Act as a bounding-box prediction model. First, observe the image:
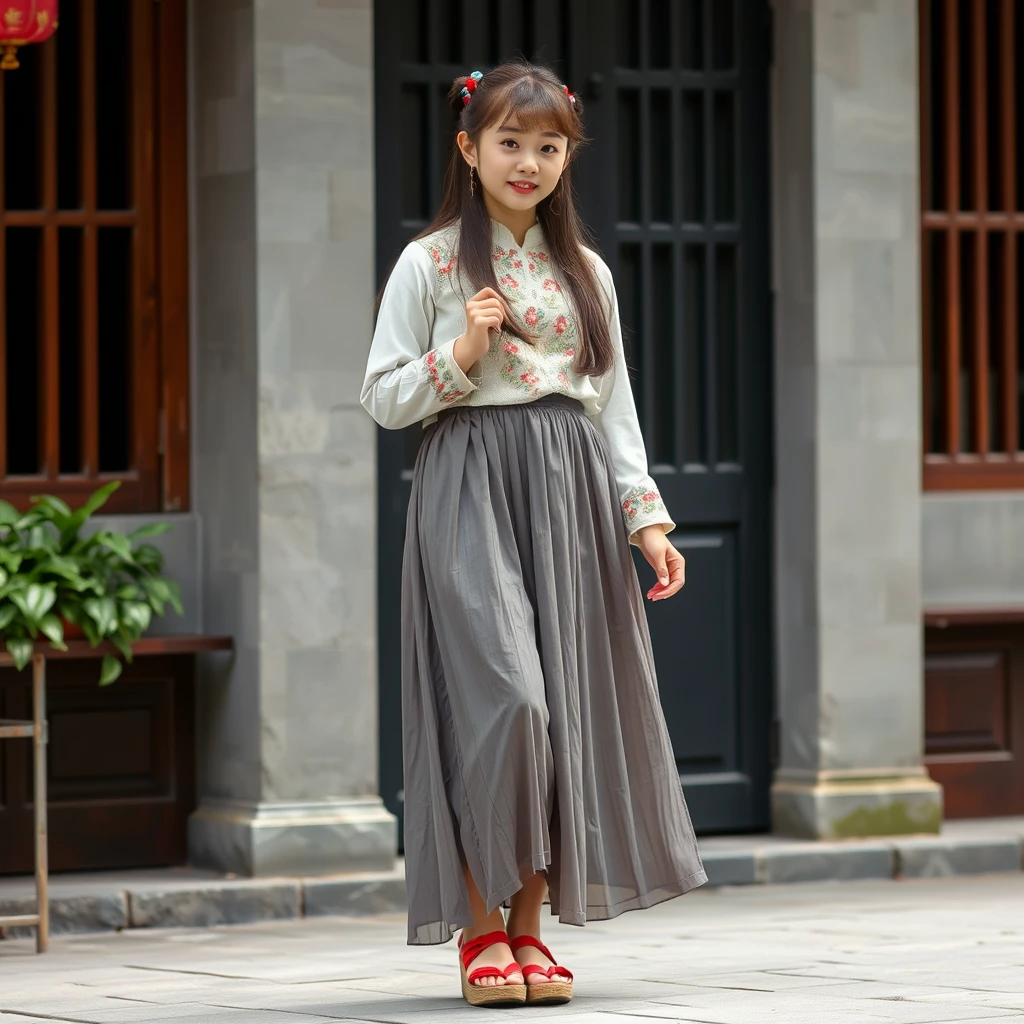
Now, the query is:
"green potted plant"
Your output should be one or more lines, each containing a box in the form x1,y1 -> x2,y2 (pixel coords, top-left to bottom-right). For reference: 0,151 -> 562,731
0,481 -> 183,685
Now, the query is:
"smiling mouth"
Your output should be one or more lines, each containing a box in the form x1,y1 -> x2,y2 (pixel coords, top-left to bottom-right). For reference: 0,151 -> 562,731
509,181 -> 538,193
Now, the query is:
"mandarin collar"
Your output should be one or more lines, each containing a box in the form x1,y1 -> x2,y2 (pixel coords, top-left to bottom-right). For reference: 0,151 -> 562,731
490,218 -> 545,251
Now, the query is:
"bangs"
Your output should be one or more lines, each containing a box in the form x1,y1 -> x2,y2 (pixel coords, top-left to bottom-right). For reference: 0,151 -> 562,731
487,79 -> 583,144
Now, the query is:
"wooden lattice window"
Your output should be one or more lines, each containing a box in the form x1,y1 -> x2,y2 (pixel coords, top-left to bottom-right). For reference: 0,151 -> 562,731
920,0 -> 1024,489
0,0 -> 188,514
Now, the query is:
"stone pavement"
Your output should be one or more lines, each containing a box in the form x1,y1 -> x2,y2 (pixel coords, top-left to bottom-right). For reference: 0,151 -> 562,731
2,875 -> 1024,1023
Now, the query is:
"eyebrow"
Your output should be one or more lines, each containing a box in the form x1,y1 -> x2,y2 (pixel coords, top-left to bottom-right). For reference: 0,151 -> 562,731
496,125 -> 565,140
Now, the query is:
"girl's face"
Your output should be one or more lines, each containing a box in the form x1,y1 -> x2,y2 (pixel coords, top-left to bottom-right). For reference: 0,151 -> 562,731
466,118 -> 569,216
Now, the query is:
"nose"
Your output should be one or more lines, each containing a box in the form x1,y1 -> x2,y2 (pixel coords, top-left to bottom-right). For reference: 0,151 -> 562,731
517,153 -> 539,174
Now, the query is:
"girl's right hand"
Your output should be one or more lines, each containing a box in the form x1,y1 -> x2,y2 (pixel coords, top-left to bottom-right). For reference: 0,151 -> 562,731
453,288 -> 504,372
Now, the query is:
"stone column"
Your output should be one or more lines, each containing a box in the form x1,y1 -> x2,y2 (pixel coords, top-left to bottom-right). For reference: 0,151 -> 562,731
771,0 -> 941,839
187,0 -> 395,875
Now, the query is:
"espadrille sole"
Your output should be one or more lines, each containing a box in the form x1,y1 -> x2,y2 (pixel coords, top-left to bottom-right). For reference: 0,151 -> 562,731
526,981 -> 573,1005
460,964 -> 527,1007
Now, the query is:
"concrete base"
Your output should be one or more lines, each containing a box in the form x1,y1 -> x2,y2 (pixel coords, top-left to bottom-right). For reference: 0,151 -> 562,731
188,797 -> 397,877
771,769 -> 944,839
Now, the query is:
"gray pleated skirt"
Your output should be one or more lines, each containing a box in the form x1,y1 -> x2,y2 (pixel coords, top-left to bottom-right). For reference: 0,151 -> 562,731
401,393 -> 706,945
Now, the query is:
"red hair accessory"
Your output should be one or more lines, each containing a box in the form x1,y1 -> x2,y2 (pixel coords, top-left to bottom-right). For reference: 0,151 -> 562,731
460,71 -> 484,106
564,85 -> 577,105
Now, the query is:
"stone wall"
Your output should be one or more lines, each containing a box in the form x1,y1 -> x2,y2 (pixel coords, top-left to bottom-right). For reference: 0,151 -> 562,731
924,494 -> 1024,607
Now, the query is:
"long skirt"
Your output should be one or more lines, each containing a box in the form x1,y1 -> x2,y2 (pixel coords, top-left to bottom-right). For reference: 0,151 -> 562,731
401,393 -> 707,945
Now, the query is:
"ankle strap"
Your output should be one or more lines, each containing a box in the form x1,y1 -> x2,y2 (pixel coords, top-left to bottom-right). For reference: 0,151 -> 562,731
509,933 -> 555,963
459,930 -> 510,968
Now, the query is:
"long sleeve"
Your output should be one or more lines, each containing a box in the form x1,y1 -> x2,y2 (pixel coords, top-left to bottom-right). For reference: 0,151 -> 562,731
361,242 -> 479,431
589,257 -> 676,546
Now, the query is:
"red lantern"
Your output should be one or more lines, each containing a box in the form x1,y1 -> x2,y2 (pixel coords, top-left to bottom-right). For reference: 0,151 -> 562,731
0,1 -> 58,72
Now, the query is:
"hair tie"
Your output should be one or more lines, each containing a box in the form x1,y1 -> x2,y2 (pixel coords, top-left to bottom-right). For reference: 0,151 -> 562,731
563,84 -> 577,106
460,70 -> 484,106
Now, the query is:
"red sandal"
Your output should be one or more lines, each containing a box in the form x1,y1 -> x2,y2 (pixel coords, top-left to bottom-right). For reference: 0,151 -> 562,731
457,930 -> 527,1007
509,934 -> 574,1005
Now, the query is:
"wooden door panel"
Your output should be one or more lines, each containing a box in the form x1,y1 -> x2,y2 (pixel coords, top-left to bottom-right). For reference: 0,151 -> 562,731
642,531 -> 738,770
925,627 -> 1024,818
0,655 -> 195,874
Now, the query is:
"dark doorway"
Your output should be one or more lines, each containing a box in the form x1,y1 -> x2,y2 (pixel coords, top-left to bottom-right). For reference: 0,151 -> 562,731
375,0 -> 773,844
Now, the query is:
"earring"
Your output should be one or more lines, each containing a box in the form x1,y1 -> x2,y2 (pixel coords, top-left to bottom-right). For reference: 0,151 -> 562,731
470,166 -> 476,198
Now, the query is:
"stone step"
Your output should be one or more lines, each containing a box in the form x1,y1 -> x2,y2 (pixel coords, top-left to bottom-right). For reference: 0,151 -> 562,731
0,865 -> 407,939
2,819 -> 1021,938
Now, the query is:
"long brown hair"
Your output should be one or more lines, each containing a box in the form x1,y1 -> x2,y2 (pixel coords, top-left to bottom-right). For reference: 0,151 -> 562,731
382,60 -> 613,377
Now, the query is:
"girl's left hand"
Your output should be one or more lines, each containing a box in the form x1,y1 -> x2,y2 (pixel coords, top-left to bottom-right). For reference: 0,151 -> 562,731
636,527 -> 686,601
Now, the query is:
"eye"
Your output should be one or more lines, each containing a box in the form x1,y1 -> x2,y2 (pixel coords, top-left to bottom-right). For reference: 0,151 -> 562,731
500,139 -> 519,149
542,145 -> 559,154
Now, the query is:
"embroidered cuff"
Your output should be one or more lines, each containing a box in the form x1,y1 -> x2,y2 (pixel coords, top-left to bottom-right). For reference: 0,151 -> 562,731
621,485 -> 675,545
424,338 -> 478,405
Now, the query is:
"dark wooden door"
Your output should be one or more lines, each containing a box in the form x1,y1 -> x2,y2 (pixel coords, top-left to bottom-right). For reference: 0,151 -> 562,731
375,0 -> 773,843
570,0 -> 774,831
0,656 -> 196,873
924,623 -> 1024,817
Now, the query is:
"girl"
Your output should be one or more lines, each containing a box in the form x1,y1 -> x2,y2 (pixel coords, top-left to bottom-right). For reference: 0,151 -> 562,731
361,61 -> 706,1008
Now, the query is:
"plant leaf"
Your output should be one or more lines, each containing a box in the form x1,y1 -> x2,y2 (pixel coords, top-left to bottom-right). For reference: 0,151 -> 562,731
133,544 -> 164,572
119,601 -> 152,635
96,531 -> 134,562
11,583 -> 57,624
166,580 -> 184,616
6,637 -> 33,671
128,522 -> 173,541
83,595 -> 117,636
109,632 -> 134,661
0,500 -> 19,526
139,576 -> 166,615
99,654 -> 122,686
30,494 -> 73,530
0,602 -> 18,631
0,549 -> 23,573
82,481 -> 121,517
38,614 -> 68,650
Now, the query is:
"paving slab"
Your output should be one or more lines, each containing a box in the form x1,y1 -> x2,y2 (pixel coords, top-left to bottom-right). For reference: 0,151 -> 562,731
1,876 -> 1023,1024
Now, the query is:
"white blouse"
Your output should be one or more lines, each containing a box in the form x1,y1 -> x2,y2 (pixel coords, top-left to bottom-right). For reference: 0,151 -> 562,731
361,219 -> 674,545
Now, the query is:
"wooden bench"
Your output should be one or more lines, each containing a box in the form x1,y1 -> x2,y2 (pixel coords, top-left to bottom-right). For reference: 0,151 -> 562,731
0,635 -> 232,953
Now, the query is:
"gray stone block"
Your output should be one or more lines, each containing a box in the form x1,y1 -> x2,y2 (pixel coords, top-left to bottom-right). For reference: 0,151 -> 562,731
129,883 -> 300,929
0,893 -> 128,938
188,798 -> 397,877
303,875 -> 407,918
761,844 -> 895,885
700,852 -> 759,887
895,838 -> 1023,879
